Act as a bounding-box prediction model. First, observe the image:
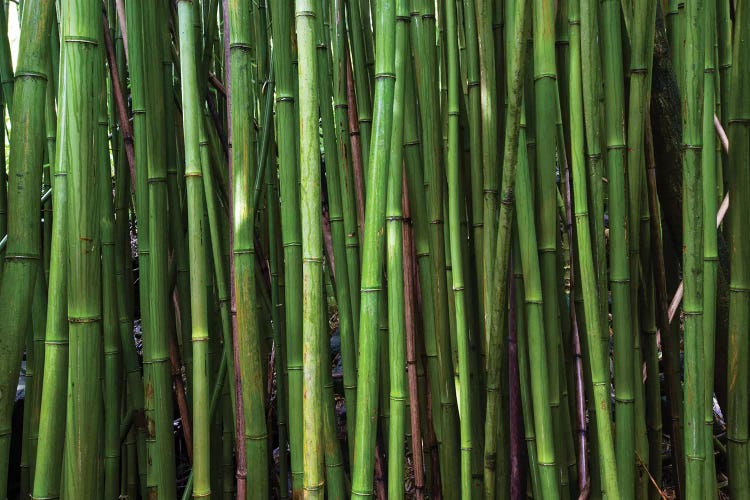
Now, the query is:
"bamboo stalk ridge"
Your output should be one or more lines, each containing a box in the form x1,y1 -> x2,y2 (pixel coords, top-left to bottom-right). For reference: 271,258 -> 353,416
0,0 -> 744,498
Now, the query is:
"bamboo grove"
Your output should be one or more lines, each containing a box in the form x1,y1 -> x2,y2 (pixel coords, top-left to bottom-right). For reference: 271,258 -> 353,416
0,0 -> 747,497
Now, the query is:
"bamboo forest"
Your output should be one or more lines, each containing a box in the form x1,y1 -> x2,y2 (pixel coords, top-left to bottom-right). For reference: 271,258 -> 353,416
0,0 -> 748,497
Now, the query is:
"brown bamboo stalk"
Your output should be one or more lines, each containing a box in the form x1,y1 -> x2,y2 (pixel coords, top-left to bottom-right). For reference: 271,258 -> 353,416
102,9 -> 135,187
168,327 -> 192,462
345,49 -> 365,235
402,171 -> 425,500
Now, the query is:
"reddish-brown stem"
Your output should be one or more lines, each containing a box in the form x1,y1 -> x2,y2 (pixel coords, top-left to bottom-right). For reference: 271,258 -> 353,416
563,137 -> 588,494
102,9 -> 136,189
402,172 -> 425,499
168,326 -> 193,462
345,47 -> 365,236
374,440 -> 387,500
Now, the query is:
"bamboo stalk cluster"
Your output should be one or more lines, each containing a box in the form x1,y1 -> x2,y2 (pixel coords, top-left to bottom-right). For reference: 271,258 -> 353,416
0,0 -> 746,498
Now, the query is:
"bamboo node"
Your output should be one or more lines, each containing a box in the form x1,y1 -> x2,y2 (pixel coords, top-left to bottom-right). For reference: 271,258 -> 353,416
533,72 -> 557,82
68,315 -> 102,324
4,254 -> 40,262
229,43 -> 251,51
63,36 -> 99,46
14,71 -> 47,81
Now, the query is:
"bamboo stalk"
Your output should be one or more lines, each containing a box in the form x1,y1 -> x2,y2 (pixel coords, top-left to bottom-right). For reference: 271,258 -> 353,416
726,0 -> 750,497
0,0 -> 54,491
681,0 -> 706,493
176,0 -> 212,495
350,0 -> 398,492
295,0 -> 326,495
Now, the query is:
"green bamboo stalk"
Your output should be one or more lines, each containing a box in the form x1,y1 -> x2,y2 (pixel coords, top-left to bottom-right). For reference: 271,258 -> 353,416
266,159 -> 289,498
0,0 -> 13,113
21,271 -> 47,498
599,0 -> 635,494
726,0 -> 750,497
350,0 -> 397,493
346,0 -> 373,176
165,40 -> 193,396
682,0 -> 706,494
295,0 -> 326,495
568,1 -> 619,495
401,69 -> 445,479
314,0 -> 358,459
176,0 -> 212,495
578,0 -> 606,363
409,1 -> 461,492
716,0 -> 731,127
386,1 -> 408,495
320,283 -> 346,499
329,0 -> 362,330
60,0 -> 103,493
31,50 -> 68,500
457,0 -> 482,342
144,4 -> 177,496
228,0 -> 269,493
482,0 -> 531,496
625,2 -> 657,497
268,3 -> 304,493
445,0 -> 473,492
476,0 -> 498,345
512,230 -> 543,499
0,0 -> 54,492
100,58 -> 122,500
531,0 -> 565,493
701,0 -> 718,494
514,101 -> 560,500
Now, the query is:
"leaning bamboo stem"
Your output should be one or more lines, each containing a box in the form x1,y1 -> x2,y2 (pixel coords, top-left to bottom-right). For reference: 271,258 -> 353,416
350,0 -> 397,492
